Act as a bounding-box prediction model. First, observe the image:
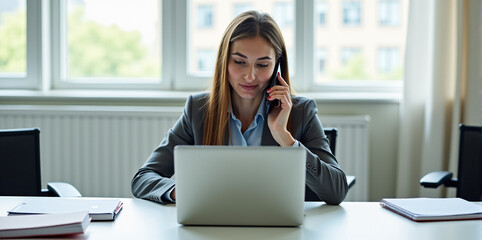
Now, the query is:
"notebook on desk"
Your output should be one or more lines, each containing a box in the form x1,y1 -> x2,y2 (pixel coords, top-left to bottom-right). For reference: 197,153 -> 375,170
380,198 -> 482,222
8,198 -> 123,221
174,146 -> 306,227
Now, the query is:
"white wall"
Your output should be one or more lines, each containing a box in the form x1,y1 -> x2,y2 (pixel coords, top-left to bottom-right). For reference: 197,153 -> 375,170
1,96 -> 400,201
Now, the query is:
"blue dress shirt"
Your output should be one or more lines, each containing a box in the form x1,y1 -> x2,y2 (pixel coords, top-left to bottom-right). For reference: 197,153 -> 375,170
228,98 -> 267,146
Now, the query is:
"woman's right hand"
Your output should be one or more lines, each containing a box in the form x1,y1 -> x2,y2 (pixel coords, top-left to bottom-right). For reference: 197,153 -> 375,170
170,188 -> 176,200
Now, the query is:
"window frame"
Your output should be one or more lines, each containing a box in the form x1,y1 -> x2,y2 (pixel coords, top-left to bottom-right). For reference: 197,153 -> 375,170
2,0 -> 403,96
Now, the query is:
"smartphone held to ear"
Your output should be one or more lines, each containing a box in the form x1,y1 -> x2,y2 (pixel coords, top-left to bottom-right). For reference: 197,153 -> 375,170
266,63 -> 281,113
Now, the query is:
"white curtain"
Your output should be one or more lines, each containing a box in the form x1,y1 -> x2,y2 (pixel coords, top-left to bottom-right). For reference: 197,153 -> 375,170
396,0 -> 481,198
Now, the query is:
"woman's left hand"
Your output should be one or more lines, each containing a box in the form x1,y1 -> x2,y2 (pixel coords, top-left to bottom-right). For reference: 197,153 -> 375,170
266,72 -> 296,146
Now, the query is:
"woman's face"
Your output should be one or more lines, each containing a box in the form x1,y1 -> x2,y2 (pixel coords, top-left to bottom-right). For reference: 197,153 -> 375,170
227,36 -> 277,101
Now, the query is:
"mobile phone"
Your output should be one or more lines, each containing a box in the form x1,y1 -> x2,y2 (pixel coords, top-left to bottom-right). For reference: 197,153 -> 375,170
266,63 -> 281,113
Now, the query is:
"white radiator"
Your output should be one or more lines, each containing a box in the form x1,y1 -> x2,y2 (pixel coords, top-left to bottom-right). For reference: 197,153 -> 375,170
0,105 -> 369,201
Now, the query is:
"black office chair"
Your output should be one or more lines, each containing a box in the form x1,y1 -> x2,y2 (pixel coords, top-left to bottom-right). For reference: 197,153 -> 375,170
305,128 -> 356,201
420,124 -> 481,201
0,128 -> 82,197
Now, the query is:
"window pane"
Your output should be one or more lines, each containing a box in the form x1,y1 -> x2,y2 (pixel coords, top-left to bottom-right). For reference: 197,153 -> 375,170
379,0 -> 400,26
377,48 -> 400,72
188,0 -> 295,76
197,5 -> 213,28
315,0 -> 407,83
66,0 -> 161,82
273,2 -> 293,28
197,49 -> 215,73
317,49 -> 327,74
0,0 -> 26,77
343,1 -> 361,26
316,2 -> 328,26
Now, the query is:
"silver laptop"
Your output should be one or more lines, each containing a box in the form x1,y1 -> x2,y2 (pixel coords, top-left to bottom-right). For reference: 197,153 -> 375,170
174,146 -> 306,227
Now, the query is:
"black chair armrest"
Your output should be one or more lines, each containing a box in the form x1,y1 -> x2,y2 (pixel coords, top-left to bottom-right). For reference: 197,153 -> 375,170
346,175 -> 356,189
45,182 -> 82,197
420,171 -> 457,188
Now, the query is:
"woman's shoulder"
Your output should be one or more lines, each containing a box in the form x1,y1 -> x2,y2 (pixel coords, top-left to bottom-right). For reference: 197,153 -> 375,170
189,92 -> 209,101
291,95 -> 316,108
290,95 -> 318,117
186,92 -> 209,108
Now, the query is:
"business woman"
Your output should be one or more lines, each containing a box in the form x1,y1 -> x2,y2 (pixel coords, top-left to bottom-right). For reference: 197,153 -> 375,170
131,11 -> 348,205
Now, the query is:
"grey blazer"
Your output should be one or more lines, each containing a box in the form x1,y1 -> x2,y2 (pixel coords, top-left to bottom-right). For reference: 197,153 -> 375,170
131,93 -> 348,205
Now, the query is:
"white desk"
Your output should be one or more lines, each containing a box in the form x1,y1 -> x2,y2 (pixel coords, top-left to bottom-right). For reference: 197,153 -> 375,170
0,197 -> 480,240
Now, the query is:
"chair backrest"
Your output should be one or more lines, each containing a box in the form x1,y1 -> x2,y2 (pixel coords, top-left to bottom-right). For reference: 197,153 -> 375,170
305,128 -> 338,201
0,128 -> 42,196
324,128 -> 337,155
456,124 -> 482,201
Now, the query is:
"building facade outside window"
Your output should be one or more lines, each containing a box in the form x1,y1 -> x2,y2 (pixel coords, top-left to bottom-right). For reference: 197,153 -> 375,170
316,1 -> 328,26
342,0 -> 361,26
341,48 -> 361,64
197,49 -> 215,73
197,5 -> 213,29
317,49 -> 327,74
377,47 -> 400,72
274,2 -> 294,28
379,0 -> 400,26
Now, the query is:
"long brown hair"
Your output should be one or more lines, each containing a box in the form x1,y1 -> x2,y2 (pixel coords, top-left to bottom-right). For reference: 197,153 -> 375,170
203,11 -> 292,145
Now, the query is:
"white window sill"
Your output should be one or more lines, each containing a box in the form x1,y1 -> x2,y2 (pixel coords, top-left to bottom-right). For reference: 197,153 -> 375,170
0,89 -> 401,103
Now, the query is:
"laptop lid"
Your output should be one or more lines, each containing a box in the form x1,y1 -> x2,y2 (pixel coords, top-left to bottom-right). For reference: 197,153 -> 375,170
174,146 -> 306,227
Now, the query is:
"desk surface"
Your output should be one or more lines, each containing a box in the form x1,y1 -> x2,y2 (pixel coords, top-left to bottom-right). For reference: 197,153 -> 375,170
0,197 -> 480,240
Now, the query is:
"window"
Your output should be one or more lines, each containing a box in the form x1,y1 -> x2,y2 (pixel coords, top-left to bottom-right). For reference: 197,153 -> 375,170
0,0 -> 42,89
343,1 -> 361,26
317,49 -> 327,74
377,48 -> 400,73
274,2 -> 294,28
187,0 -> 295,86
316,2 -> 328,26
234,3 -> 252,17
197,5 -> 213,29
58,0 -> 162,88
0,0 -> 26,77
197,49 -> 215,73
315,0 -> 406,86
379,0 -> 400,26
3,0 -> 408,94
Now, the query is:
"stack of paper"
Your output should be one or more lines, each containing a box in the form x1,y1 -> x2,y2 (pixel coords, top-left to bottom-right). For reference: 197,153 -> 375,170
0,211 -> 90,238
380,198 -> 482,222
8,198 -> 123,221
